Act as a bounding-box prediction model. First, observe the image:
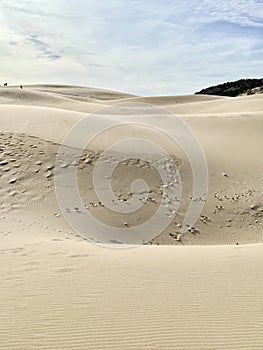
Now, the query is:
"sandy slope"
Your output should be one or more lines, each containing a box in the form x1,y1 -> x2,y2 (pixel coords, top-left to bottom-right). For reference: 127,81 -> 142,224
28,84 -> 137,100
0,86 -> 262,245
0,88 -> 105,113
1,240 -> 263,350
168,94 -> 263,114
0,84 -> 262,349
108,93 -> 226,106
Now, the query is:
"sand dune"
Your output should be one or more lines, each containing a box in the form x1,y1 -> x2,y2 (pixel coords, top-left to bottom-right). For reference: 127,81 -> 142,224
0,84 -> 262,349
1,240 -> 263,350
109,93 -> 226,106
0,104 -> 83,142
28,84 -> 137,101
0,87 -> 108,113
167,94 -> 263,115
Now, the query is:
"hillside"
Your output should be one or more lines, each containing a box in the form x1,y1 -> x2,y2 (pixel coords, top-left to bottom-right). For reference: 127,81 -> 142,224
195,78 -> 263,97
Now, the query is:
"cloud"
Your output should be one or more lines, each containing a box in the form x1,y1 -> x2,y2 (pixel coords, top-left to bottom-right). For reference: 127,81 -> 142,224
197,0 -> 263,27
25,34 -> 61,60
0,0 -> 262,94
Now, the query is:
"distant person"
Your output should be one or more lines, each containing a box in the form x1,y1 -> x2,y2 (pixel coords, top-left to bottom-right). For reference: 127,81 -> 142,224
20,85 -> 23,89
4,83 -> 7,87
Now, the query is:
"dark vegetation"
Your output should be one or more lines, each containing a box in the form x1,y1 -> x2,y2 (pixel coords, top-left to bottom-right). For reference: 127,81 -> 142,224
195,78 -> 263,97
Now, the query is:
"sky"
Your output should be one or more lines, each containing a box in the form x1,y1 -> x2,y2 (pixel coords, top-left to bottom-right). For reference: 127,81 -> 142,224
0,0 -> 262,95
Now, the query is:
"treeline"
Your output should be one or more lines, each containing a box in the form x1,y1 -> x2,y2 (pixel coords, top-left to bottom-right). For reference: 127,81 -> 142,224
195,78 -> 263,97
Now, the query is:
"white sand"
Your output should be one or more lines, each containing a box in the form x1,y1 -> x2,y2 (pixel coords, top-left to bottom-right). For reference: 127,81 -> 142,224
0,85 -> 262,349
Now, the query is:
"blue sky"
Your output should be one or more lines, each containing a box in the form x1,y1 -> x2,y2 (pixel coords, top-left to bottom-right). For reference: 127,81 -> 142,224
0,0 -> 262,95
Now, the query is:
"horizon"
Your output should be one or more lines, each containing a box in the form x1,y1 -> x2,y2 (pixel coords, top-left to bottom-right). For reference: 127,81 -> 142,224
0,0 -> 262,96
1,78 -> 263,97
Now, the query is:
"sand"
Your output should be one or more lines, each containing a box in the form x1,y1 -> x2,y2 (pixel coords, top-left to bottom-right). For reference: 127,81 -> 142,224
0,84 -> 262,349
